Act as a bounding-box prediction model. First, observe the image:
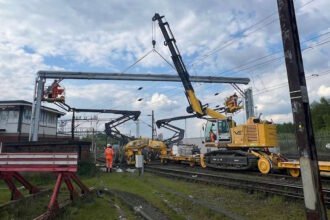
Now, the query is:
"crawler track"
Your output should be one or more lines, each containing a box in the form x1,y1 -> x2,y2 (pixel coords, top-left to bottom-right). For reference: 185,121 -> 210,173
145,165 -> 330,204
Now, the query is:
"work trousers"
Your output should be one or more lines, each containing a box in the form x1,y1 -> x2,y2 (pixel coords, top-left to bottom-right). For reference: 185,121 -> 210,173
106,158 -> 113,169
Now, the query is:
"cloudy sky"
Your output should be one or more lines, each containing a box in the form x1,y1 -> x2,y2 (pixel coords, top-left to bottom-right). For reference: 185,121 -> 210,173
0,0 -> 329,138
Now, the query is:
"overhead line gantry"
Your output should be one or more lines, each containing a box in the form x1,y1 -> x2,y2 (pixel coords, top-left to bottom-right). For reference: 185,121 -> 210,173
30,70 -> 250,141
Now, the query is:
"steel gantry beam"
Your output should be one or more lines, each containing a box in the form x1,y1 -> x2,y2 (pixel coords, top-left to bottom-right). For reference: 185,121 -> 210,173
30,70 -> 250,141
37,70 -> 250,84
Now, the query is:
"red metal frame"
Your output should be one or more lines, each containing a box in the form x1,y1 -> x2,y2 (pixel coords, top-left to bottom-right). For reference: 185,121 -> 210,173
0,166 -> 77,172
0,152 -> 78,172
48,172 -> 90,211
0,152 -> 90,215
0,171 -> 39,200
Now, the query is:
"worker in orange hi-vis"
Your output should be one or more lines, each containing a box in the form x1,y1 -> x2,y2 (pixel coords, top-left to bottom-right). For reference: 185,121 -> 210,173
104,144 -> 115,173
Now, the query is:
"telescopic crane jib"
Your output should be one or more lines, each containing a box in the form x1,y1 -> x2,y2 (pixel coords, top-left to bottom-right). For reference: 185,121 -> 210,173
152,13 -> 242,119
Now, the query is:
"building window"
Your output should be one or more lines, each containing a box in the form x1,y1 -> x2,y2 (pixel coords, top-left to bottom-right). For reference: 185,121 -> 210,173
41,111 -> 45,124
23,109 -> 31,122
8,110 -> 19,123
0,110 -> 9,121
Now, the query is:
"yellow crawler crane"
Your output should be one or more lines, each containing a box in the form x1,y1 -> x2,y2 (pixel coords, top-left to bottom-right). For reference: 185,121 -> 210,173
153,13 -> 287,174
124,138 -> 167,165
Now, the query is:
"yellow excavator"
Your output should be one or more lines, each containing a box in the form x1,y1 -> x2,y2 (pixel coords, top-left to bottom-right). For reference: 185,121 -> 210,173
124,138 -> 167,165
124,114 -> 198,165
103,109 -> 167,165
153,13 -> 287,174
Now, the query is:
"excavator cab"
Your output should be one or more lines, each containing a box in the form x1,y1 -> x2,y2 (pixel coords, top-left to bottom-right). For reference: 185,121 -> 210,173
204,119 -> 232,147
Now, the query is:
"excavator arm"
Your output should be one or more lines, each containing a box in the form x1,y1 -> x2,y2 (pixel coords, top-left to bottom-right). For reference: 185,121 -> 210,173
156,114 -> 197,146
152,13 -> 226,120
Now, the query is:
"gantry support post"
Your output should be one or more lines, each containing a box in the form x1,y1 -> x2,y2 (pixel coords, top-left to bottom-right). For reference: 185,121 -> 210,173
244,88 -> 254,119
29,77 -> 45,141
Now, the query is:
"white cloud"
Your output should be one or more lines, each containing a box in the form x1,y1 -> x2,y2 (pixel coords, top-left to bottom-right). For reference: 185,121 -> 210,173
145,93 -> 178,111
0,43 -> 45,101
0,0 -> 329,138
318,85 -> 330,97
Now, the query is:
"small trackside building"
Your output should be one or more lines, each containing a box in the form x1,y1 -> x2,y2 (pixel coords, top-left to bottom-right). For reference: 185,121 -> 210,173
0,100 -> 65,142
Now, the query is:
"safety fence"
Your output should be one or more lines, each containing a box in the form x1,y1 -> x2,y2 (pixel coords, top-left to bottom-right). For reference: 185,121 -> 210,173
278,131 -> 330,158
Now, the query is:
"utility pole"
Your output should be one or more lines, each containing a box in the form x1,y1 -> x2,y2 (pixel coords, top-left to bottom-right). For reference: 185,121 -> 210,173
135,119 -> 140,138
277,1 -> 327,219
92,128 -> 96,163
185,119 -> 187,138
71,110 -> 75,140
151,110 -> 155,140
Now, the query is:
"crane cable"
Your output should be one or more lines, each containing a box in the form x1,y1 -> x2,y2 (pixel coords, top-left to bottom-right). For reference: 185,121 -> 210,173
120,21 -> 176,74
153,49 -> 176,70
107,23 -> 178,110
121,49 -> 154,73
151,19 -> 176,70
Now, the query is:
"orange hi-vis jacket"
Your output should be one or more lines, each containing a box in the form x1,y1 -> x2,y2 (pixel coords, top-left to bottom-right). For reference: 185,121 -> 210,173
105,148 -> 114,160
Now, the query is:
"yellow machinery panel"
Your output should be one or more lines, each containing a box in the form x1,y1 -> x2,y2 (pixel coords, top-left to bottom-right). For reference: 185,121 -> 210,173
278,161 -> 330,171
258,124 -> 278,147
229,123 -> 278,148
278,160 -> 330,177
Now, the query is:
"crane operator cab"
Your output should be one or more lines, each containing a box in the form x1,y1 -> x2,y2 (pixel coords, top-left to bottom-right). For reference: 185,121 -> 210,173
204,118 -> 234,148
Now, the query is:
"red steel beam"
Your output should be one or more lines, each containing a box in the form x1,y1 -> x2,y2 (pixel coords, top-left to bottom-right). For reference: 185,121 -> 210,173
48,172 -> 63,211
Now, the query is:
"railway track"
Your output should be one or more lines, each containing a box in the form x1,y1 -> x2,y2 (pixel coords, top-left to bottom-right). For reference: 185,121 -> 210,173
145,165 -> 330,205
147,161 -> 330,185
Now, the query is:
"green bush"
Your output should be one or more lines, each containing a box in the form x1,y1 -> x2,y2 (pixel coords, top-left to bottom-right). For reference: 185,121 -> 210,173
78,161 -> 97,177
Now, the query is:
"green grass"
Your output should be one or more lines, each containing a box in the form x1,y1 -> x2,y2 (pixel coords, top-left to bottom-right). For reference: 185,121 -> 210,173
59,194 -> 138,220
80,171 -> 312,220
1,171 -> 330,219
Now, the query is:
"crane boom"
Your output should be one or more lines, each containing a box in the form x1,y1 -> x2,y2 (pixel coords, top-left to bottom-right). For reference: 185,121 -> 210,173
104,110 -> 141,144
156,114 -> 198,146
152,13 -> 226,120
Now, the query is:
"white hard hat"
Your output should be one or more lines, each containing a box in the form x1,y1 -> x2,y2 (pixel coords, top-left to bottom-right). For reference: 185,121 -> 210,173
107,144 -> 111,147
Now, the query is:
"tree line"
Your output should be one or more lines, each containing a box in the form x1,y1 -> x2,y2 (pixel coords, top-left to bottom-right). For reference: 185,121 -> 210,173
277,97 -> 330,133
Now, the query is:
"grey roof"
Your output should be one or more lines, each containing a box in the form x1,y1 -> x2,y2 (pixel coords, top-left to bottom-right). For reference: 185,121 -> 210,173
0,100 -> 65,116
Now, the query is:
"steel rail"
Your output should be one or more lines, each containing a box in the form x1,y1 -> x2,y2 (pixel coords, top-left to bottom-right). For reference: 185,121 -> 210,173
145,166 -> 330,204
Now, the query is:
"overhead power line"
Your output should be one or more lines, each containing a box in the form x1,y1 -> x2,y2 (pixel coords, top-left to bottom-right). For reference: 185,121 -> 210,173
228,38 -> 330,77
105,0 -> 319,112
189,0 -> 316,67
155,37 -> 330,103
213,30 -> 330,77
253,69 -> 330,96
